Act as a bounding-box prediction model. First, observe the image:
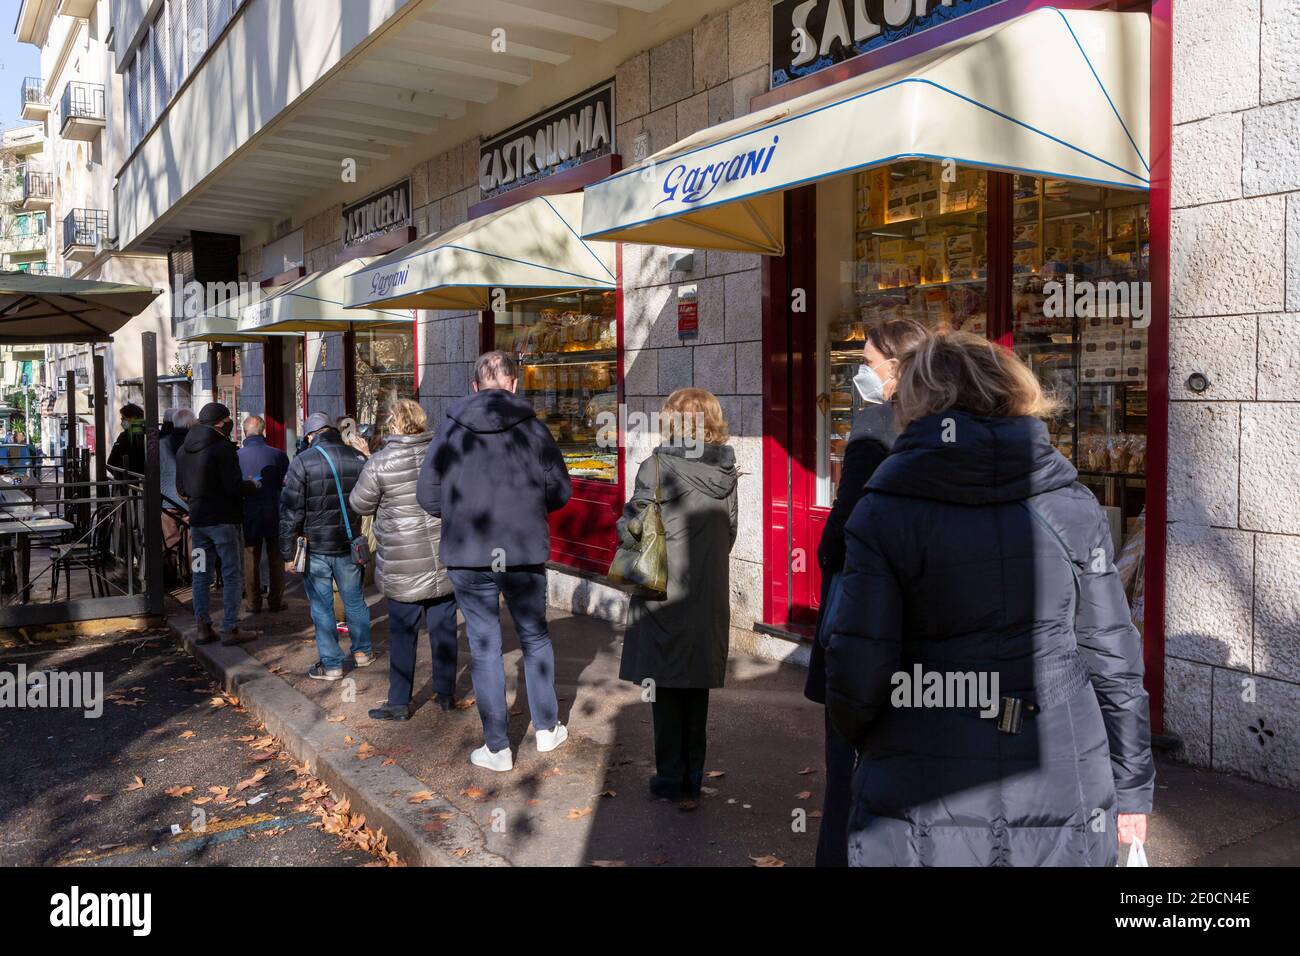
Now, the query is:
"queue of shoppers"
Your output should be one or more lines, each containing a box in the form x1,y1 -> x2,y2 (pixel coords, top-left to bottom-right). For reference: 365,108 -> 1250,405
153,328 -> 1151,867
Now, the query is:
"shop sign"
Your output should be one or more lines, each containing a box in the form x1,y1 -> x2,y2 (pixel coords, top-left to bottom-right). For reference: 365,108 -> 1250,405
342,179 -> 411,249
770,0 -> 1006,87
478,81 -> 615,200
677,285 -> 699,339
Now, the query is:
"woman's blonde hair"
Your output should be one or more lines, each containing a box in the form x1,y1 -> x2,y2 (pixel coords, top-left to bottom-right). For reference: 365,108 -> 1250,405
386,398 -> 428,436
895,331 -> 1060,428
661,387 -> 729,445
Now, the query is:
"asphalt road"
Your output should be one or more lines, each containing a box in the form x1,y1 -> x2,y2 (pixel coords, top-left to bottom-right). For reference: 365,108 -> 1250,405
0,628 -> 375,867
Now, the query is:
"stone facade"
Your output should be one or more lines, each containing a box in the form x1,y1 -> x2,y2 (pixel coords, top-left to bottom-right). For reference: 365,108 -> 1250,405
1165,0 -> 1300,788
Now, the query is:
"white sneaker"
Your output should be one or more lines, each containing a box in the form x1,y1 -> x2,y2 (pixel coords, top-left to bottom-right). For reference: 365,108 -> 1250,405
536,723 -> 568,754
469,744 -> 513,772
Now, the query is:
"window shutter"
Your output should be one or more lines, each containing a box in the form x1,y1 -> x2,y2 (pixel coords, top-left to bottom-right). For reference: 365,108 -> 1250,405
151,13 -> 170,119
207,0 -> 230,44
136,41 -> 152,134
169,0 -> 185,91
124,57 -> 138,146
185,0 -> 207,67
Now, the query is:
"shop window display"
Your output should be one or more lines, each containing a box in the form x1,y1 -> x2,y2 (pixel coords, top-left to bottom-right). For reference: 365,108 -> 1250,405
354,329 -> 417,448
491,290 -> 618,483
817,161 -> 989,506
1009,175 -> 1149,621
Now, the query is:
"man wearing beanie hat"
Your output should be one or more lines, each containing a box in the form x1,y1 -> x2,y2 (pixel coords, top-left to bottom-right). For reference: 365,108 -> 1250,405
176,401 -> 257,646
279,410 -> 372,680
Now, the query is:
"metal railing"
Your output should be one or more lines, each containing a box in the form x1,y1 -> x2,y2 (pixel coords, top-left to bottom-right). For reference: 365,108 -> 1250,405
20,76 -> 47,111
21,169 -> 53,204
60,80 -> 106,123
62,208 -> 108,253
0,227 -> 50,256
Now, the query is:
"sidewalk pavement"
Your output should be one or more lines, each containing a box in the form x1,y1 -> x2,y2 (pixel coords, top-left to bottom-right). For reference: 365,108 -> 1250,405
168,579 -> 1300,867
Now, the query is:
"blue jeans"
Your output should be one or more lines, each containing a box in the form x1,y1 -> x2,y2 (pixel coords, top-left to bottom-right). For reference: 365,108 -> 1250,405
191,524 -> 243,633
449,568 -> 557,752
302,552 -> 372,669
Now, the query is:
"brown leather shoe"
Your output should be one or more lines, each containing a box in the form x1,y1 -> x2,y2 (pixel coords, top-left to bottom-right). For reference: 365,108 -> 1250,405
220,628 -> 258,647
195,619 -> 217,645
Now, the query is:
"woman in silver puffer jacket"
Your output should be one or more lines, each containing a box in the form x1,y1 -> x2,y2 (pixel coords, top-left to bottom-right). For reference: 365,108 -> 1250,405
350,399 -> 460,720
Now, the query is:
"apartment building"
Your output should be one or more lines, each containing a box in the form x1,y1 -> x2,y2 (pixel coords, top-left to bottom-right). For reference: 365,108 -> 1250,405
14,0 -> 174,457
100,0 -> 1300,791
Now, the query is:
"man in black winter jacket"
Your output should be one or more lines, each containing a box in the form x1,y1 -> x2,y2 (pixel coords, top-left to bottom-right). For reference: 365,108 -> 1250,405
175,402 -> 256,646
418,351 -> 572,773
279,412 -> 372,681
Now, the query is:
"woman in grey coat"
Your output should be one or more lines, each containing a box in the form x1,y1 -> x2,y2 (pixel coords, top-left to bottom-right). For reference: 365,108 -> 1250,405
350,399 -> 459,720
618,388 -> 738,801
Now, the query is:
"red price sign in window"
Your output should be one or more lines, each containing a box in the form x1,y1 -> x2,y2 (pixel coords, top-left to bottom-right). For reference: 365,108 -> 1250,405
677,284 -> 699,338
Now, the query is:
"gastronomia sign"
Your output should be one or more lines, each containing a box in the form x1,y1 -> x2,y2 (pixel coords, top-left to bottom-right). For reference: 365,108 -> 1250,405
479,81 -> 614,200
771,0 -> 1007,86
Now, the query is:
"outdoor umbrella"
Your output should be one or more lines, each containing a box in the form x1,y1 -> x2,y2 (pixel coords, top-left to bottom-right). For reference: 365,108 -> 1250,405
0,271 -> 161,344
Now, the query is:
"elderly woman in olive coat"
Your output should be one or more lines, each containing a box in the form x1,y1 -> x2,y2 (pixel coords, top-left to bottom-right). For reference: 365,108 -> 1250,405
619,388 -> 738,801
351,400 -> 458,720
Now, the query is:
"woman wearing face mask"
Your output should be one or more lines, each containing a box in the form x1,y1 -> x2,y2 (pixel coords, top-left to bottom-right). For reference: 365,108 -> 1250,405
807,317 -> 927,867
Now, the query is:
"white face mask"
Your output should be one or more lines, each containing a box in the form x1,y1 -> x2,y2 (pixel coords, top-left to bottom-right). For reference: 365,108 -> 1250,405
853,363 -> 891,404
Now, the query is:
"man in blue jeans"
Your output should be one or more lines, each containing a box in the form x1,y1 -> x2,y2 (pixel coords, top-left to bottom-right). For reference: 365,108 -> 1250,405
175,402 -> 257,646
279,412 -> 372,680
419,351 -> 573,771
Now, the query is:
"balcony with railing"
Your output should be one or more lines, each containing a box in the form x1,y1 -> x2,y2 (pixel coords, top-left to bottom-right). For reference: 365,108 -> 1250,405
19,77 -> 48,121
0,222 -> 51,258
62,208 -> 108,260
59,81 -> 106,141
19,169 -> 53,211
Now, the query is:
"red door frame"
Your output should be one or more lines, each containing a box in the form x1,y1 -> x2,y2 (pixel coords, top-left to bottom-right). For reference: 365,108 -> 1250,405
263,336 -> 286,450
756,0 -> 1169,731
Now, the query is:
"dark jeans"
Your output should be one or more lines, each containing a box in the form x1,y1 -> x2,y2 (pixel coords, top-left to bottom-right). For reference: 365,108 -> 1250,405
448,567 -> 557,753
815,706 -> 857,867
651,687 -> 709,795
386,594 -> 459,706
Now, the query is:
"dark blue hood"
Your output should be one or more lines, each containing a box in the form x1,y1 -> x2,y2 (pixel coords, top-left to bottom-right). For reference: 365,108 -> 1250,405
447,388 -> 536,434
867,410 -> 1077,505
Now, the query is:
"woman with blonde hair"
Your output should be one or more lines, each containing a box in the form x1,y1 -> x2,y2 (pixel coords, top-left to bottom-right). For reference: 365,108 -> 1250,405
351,398 -> 459,720
825,331 -> 1153,866
618,387 -> 738,801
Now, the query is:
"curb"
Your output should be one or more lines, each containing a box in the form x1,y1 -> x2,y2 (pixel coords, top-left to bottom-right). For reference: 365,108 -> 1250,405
170,618 -> 509,867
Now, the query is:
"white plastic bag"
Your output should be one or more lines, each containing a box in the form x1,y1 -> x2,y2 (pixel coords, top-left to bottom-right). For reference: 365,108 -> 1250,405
1125,837 -> 1149,867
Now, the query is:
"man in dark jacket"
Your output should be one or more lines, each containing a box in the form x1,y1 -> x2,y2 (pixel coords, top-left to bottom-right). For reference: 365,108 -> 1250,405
175,402 -> 256,646
279,411 -> 372,681
238,415 -> 289,613
107,403 -> 146,475
418,351 -> 572,772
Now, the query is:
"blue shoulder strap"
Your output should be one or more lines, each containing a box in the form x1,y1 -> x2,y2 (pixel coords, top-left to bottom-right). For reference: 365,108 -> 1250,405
313,445 -> 353,539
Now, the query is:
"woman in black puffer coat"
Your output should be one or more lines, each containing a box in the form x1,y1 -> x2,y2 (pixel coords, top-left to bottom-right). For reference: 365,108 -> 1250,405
351,400 -> 459,720
825,332 -> 1154,867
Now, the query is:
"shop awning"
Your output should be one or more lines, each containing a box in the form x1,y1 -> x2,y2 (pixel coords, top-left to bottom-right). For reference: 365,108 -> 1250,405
344,193 -> 616,311
178,285 -> 302,343
241,259 -> 413,333
580,8 -> 1150,254
0,271 -> 161,343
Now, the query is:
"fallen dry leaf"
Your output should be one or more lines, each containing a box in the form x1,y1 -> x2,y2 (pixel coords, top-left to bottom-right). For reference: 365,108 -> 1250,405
124,775 -> 145,792
751,854 -> 785,868
796,790 -> 812,800
796,767 -> 815,775
249,736 -> 275,750
381,757 -> 396,767
567,806 -> 593,820
191,797 -> 213,806
356,743 -> 376,760
178,730 -> 196,739
234,768 -> 269,792
590,859 -> 627,867
452,847 -> 470,858
705,770 -> 726,779
461,786 -> 485,800
454,697 -> 476,710
408,790 -> 436,805
326,714 -> 346,723
83,793 -> 107,803
165,786 -> 194,798
210,696 -> 229,709
597,789 -> 617,799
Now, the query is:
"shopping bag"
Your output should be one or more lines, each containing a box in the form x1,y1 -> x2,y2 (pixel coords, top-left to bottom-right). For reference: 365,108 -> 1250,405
1125,838 -> 1149,867
608,455 -> 667,598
